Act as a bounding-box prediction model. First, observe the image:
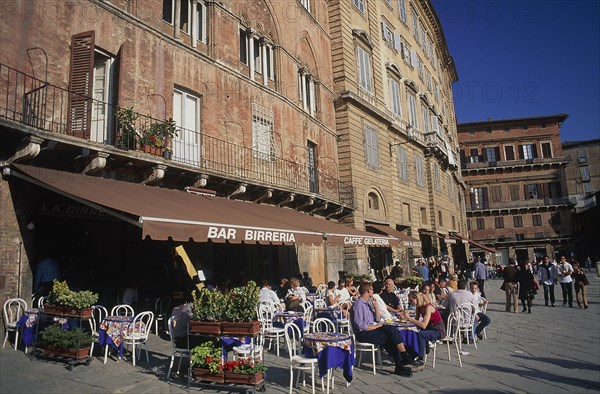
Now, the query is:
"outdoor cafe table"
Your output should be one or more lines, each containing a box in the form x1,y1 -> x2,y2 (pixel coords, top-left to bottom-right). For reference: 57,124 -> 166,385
98,316 -> 145,358
382,320 -> 420,357
274,311 -> 305,333
314,306 -> 340,323
302,332 -> 354,382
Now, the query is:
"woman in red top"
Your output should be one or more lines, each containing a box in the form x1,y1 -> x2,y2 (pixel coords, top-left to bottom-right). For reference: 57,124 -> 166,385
403,291 -> 446,365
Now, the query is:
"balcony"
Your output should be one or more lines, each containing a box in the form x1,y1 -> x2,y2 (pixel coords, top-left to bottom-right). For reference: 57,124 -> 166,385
0,63 -> 353,207
462,156 -> 570,174
467,197 -> 572,214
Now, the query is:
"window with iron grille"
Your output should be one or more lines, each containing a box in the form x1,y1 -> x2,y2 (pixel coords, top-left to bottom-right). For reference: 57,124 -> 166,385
252,103 -> 275,161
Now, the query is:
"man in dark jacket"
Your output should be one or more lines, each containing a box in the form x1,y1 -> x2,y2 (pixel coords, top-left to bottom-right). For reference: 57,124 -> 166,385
502,258 -> 519,313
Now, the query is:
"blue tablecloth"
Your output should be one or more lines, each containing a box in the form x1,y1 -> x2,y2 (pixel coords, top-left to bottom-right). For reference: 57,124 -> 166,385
219,336 -> 251,360
314,307 -> 340,324
383,322 -> 420,357
16,309 -> 39,346
302,332 -> 354,382
274,312 -> 305,335
98,316 -> 141,358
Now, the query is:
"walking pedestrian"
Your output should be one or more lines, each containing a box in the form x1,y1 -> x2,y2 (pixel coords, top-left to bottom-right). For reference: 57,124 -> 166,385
538,256 -> 557,307
474,258 -> 489,299
572,262 -> 589,309
516,261 -> 537,314
557,256 -> 574,307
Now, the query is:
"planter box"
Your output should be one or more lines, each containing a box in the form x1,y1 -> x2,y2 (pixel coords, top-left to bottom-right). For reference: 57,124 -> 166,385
189,320 -> 222,335
192,368 -> 225,383
140,144 -> 163,156
224,372 -> 264,385
43,305 -> 93,319
220,321 -> 261,336
42,346 -> 91,360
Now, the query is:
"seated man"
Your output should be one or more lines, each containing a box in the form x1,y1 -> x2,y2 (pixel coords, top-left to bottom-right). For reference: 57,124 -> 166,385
350,282 -> 413,376
380,277 -> 403,315
441,279 -> 474,327
469,281 -> 492,340
372,282 -> 393,321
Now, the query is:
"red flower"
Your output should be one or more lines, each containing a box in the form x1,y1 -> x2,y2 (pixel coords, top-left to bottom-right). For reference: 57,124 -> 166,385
205,356 -> 212,363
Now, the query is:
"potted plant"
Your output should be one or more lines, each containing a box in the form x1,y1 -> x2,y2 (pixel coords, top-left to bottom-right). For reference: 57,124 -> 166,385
46,280 -> 98,318
221,281 -> 260,335
189,288 -> 226,335
115,107 -> 139,150
140,117 -> 178,156
399,276 -> 424,289
37,325 -> 93,359
223,357 -> 267,384
190,341 -> 225,383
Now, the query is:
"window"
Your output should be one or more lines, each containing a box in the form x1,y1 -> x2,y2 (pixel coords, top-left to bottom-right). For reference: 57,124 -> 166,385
298,69 -> 317,116
520,143 -> 537,160
180,0 -> 190,33
353,0 -> 365,14
381,19 -> 394,47
452,216 -> 456,229
433,80 -> 439,101
467,219 -> 471,231
403,202 -> 411,222
550,213 -> 561,225
417,56 -> 423,80
476,218 -> 485,230
471,187 -> 487,209
469,148 -> 479,163
515,233 -> 525,241
411,9 -> 419,39
307,140 -> 318,193
368,192 -> 380,210
495,217 -> 504,228
240,29 -> 274,82
510,185 -> 520,201
504,145 -> 515,161
548,182 -> 562,198
532,214 -> 542,226
578,148 -> 588,163
580,166 -> 590,182
541,142 -> 552,158
438,210 -> 443,226
583,182 -> 593,194
173,88 -> 200,165
90,49 -> 116,144
163,0 -> 174,23
364,125 -> 379,168
415,155 -> 424,186
252,103 -> 275,161
357,46 -> 373,93
490,185 -> 502,202
421,105 -> 430,134
388,76 -> 402,117
397,146 -> 409,182
526,184 -> 540,199
420,207 -> 427,225
400,37 -> 412,65
513,216 -> 523,227
407,92 -> 418,129
398,0 -> 407,22
484,147 -> 500,162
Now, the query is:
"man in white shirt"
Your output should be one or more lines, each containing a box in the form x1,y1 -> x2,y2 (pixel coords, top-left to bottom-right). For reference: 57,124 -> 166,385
259,280 -> 282,308
372,282 -> 393,320
557,256 -> 574,308
442,279 -> 474,324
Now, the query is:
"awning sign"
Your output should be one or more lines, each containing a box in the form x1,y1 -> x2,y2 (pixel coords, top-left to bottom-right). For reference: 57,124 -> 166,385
343,236 -> 390,246
207,226 -> 296,243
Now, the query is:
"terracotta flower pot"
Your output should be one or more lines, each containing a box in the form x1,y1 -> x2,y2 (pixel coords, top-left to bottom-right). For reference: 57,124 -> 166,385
220,321 -> 261,336
224,371 -> 264,385
192,368 -> 225,383
189,320 -> 222,335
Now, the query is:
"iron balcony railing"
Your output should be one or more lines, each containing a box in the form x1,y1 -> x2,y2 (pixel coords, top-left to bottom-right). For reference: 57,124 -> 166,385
468,197 -> 572,211
462,156 -> 569,170
0,63 -> 353,205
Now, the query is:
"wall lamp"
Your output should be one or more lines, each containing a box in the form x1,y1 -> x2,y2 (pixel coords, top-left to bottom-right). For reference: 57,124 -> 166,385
389,125 -> 415,156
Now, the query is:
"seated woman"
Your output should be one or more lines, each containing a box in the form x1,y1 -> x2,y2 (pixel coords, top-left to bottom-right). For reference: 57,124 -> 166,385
285,277 -> 306,312
326,281 -> 340,307
402,291 -> 446,366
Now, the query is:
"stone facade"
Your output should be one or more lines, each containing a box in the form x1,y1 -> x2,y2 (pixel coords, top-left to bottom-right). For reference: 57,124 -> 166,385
458,114 -> 574,264
328,0 -> 466,277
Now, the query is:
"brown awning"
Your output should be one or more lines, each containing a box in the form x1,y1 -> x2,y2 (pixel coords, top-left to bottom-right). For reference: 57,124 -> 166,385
367,224 -> 421,248
451,233 -> 496,253
11,164 -> 395,247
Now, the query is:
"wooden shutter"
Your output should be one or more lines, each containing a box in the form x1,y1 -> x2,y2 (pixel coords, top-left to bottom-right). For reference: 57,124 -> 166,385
518,145 -> 524,159
68,31 -> 95,138
531,144 -> 538,158
523,185 -> 529,200
482,187 -> 489,208
481,147 -> 488,162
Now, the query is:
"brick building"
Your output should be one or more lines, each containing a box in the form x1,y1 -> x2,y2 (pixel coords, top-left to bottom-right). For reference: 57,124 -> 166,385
562,139 -> 600,261
0,0 -> 398,307
458,114 -> 574,265
327,0 -> 468,277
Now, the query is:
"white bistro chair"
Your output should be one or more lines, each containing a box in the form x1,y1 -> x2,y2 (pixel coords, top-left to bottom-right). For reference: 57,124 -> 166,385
349,323 -> 381,375
111,304 -> 134,317
89,305 -> 108,355
121,311 -> 154,366
2,298 -> 27,350
257,304 -> 285,357
425,310 -> 463,368
311,317 -> 336,334
284,322 -> 320,394
456,303 -> 478,349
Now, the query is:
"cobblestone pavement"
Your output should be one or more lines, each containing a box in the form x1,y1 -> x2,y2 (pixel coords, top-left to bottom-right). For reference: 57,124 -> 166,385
2,274 -> 599,394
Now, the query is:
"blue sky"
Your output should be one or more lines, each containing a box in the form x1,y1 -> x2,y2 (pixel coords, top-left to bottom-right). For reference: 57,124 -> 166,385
433,0 -> 600,142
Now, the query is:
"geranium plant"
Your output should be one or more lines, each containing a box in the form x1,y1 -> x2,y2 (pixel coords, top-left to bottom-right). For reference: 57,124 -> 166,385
191,341 -> 223,374
223,357 -> 268,375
